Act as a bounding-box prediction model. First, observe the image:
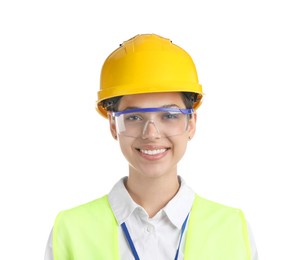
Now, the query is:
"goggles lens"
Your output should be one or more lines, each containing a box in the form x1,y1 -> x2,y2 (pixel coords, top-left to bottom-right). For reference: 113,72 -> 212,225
112,107 -> 194,138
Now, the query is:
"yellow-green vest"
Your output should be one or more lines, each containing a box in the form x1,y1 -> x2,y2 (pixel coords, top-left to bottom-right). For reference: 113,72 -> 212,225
53,195 -> 251,259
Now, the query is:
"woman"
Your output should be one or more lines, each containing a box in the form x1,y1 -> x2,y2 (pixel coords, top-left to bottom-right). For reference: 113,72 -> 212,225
45,33 -> 258,259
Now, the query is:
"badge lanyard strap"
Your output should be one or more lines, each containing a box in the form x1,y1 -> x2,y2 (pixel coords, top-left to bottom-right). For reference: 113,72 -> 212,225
121,213 -> 190,260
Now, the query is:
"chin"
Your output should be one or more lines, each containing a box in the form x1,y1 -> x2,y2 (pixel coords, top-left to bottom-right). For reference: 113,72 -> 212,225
130,163 -> 177,179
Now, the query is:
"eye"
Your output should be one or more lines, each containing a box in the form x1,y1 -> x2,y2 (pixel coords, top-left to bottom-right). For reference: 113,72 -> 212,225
125,114 -> 143,121
162,112 -> 181,120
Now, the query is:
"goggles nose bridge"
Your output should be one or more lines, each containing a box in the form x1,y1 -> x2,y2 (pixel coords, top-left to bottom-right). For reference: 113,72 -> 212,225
142,119 -> 161,139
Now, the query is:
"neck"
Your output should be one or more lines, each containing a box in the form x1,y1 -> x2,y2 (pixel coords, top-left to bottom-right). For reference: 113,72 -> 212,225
125,172 -> 180,218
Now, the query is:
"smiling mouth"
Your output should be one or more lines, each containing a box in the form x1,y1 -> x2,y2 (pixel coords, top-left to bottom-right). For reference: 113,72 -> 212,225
136,148 -> 170,155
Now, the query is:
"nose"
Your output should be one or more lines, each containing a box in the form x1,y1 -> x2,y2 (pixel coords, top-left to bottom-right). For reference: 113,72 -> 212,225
142,120 -> 161,139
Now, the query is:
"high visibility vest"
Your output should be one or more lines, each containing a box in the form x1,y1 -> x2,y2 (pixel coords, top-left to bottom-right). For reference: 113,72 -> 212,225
53,195 -> 251,259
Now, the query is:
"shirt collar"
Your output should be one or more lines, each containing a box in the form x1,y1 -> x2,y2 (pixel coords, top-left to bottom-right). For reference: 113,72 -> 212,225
108,177 -> 138,225
163,177 -> 195,229
108,176 -> 195,229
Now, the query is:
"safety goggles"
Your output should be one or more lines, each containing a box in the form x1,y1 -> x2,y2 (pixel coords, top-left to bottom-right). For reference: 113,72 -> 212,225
112,107 -> 194,138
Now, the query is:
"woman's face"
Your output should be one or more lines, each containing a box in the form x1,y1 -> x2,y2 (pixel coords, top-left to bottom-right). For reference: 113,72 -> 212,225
109,92 -> 197,179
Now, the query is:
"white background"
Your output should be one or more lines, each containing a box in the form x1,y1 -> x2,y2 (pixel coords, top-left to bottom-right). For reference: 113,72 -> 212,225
0,0 -> 302,259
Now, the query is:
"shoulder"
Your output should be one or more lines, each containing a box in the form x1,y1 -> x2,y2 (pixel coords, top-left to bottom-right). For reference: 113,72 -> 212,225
194,194 -> 243,211
59,195 -> 109,214
54,195 -> 113,227
192,194 -> 246,221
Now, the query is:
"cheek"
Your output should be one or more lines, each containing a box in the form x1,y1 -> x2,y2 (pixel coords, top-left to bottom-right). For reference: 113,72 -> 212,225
118,138 -> 134,160
171,137 -> 189,158
178,142 -> 188,158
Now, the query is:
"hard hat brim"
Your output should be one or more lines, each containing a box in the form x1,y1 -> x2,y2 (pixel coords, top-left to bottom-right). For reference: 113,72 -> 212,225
96,83 -> 203,118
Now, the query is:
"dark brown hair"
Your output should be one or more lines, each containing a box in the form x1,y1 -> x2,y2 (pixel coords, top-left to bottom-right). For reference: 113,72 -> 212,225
100,92 -> 198,112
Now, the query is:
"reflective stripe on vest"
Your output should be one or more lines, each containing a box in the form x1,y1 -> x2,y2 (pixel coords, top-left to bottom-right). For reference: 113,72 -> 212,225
53,195 -> 251,260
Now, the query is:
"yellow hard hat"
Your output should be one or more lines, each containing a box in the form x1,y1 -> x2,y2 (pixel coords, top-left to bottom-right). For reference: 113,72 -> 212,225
96,34 -> 203,118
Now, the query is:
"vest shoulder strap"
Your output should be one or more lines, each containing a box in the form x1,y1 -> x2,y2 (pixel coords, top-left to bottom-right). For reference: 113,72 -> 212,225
53,195 -> 119,260
184,195 -> 252,260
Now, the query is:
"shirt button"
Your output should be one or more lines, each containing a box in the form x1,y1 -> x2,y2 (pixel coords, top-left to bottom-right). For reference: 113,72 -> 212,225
146,225 -> 154,233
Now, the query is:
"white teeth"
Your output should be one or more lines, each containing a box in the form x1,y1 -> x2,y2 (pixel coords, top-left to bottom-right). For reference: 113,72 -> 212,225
140,149 -> 166,155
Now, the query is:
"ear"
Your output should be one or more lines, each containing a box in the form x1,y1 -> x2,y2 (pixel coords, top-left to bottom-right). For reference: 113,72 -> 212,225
187,112 -> 197,140
108,112 -> 118,140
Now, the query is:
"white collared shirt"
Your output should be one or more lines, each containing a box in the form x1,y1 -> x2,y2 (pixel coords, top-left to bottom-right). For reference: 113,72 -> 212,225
45,177 -> 258,259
